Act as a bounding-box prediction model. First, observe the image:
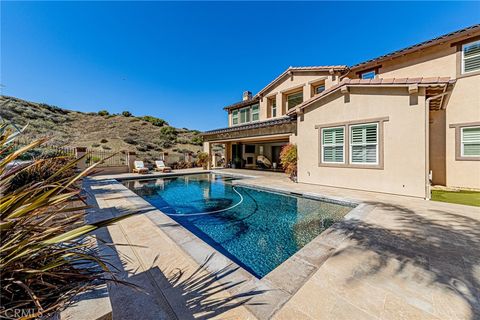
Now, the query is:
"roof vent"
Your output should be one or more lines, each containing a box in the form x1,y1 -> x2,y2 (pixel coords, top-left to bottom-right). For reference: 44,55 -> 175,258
242,91 -> 252,101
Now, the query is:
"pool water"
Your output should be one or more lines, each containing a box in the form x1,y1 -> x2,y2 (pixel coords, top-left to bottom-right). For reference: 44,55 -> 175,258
123,173 -> 352,278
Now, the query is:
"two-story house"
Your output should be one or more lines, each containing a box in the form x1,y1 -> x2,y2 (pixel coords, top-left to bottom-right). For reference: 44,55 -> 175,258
202,24 -> 480,199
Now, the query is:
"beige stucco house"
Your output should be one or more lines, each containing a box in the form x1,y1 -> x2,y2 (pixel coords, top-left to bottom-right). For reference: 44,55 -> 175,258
203,24 -> 480,199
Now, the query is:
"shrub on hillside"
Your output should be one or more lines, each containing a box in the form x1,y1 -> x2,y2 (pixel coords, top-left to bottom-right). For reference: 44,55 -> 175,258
100,138 -> 108,143
98,110 -> 109,116
122,111 -> 132,117
140,116 -> 168,127
190,136 -> 203,145
124,137 -> 138,145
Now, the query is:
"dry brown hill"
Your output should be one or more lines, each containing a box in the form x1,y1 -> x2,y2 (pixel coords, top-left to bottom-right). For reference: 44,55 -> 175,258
0,95 -> 203,163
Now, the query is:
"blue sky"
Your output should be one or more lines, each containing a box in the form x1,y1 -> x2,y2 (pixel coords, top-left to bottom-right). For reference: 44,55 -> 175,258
1,1 -> 479,131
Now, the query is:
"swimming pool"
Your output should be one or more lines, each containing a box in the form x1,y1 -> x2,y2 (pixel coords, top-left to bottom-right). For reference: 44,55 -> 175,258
123,173 -> 353,278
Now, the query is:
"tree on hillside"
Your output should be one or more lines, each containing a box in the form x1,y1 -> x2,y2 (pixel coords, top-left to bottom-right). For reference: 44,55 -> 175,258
122,111 -> 132,117
98,110 -> 109,116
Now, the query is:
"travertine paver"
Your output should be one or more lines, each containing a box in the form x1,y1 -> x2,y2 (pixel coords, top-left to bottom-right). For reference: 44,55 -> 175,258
85,169 -> 480,320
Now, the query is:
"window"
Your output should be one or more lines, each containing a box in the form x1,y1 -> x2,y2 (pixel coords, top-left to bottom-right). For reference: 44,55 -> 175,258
314,84 -> 326,95
240,107 -> 250,124
462,40 -> 480,74
350,123 -> 378,164
271,99 -> 277,117
251,104 -> 259,121
361,70 -> 376,80
322,127 -> 345,163
287,91 -> 303,109
232,110 -> 238,125
461,126 -> 480,157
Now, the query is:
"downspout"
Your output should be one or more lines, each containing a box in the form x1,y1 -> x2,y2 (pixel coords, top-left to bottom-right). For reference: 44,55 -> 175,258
424,91 -> 450,200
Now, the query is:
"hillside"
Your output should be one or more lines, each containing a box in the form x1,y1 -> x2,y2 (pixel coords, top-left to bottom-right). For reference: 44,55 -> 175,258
0,95 -> 203,163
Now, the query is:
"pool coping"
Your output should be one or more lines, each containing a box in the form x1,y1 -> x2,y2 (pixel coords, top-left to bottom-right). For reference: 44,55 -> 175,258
87,171 -> 375,319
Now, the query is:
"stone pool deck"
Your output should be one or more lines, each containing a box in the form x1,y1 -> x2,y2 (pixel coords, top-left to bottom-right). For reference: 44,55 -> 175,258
83,168 -> 480,320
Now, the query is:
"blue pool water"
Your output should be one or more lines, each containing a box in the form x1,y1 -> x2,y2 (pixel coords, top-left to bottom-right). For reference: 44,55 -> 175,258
123,173 -> 352,278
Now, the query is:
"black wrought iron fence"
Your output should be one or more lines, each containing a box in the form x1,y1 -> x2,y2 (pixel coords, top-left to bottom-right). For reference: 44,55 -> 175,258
85,149 -> 127,167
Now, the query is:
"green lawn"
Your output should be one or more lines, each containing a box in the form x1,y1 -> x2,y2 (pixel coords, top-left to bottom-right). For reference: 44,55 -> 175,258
431,189 -> 480,207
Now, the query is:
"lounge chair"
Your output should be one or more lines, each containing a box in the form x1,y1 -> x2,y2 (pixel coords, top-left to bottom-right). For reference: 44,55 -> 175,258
256,155 -> 272,169
155,160 -> 172,173
133,161 -> 149,174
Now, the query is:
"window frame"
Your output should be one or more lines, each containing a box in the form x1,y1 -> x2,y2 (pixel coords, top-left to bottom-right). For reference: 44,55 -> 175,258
251,104 -> 260,122
361,70 -> 376,80
349,122 -> 379,166
450,122 -> 480,161
314,84 -> 326,95
462,40 -> 480,74
232,110 -> 238,125
271,98 -> 277,118
316,117 -> 388,169
460,126 -> 480,158
321,126 -> 345,164
286,91 -> 303,110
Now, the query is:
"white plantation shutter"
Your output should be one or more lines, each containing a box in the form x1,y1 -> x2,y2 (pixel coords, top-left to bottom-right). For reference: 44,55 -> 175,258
350,123 -> 378,164
322,127 -> 344,163
463,41 -> 480,74
461,126 -> 480,157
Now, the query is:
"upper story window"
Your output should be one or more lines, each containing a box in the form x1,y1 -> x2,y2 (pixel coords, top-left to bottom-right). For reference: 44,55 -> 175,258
239,107 -> 250,123
269,98 -> 277,117
461,126 -> 480,157
361,70 -> 376,80
462,40 -> 480,74
314,84 -> 326,95
232,110 -> 238,125
251,104 -> 260,121
232,104 -> 260,125
287,91 -> 303,110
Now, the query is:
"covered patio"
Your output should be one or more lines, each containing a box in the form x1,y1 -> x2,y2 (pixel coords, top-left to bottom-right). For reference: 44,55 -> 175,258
202,116 -> 297,170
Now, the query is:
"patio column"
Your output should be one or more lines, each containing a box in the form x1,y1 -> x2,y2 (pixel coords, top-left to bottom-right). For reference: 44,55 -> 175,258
203,141 -> 212,170
75,147 -> 88,171
225,142 -> 231,165
127,151 -> 136,173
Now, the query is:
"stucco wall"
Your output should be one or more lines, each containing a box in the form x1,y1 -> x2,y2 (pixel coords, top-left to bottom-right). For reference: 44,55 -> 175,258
429,110 -> 446,186
348,34 -> 480,190
297,87 -> 427,198
445,75 -> 480,189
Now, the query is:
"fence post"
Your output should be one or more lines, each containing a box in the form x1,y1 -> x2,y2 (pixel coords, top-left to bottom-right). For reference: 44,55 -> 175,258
127,151 -> 136,173
75,147 -> 88,171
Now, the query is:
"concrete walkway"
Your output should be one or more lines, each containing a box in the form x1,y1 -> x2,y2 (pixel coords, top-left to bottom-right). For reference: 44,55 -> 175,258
85,169 -> 480,320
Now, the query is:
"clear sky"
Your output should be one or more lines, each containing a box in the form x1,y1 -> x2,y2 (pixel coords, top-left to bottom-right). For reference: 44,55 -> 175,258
1,1 -> 479,131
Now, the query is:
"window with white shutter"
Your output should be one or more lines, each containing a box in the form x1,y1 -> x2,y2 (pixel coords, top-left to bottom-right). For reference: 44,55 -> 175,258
461,126 -> 480,157
462,40 -> 480,74
322,127 -> 345,163
350,123 -> 378,165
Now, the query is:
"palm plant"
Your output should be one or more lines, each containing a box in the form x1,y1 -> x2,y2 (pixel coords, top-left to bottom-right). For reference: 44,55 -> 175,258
0,124 -> 133,319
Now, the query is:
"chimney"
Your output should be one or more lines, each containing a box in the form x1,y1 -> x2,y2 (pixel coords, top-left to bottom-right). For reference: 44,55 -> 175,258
242,91 -> 252,101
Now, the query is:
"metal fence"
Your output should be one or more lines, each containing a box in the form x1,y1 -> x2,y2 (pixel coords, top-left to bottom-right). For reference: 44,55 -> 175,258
85,149 -> 127,167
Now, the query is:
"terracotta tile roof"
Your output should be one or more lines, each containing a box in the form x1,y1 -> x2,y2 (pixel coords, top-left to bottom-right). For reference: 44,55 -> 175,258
350,24 -> 480,71
254,65 -> 348,98
223,97 -> 260,111
287,77 -> 455,115
202,116 -> 295,136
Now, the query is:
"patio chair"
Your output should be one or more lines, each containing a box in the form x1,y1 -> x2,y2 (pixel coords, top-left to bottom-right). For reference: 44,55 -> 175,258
155,160 -> 172,173
133,161 -> 149,174
256,155 -> 272,169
